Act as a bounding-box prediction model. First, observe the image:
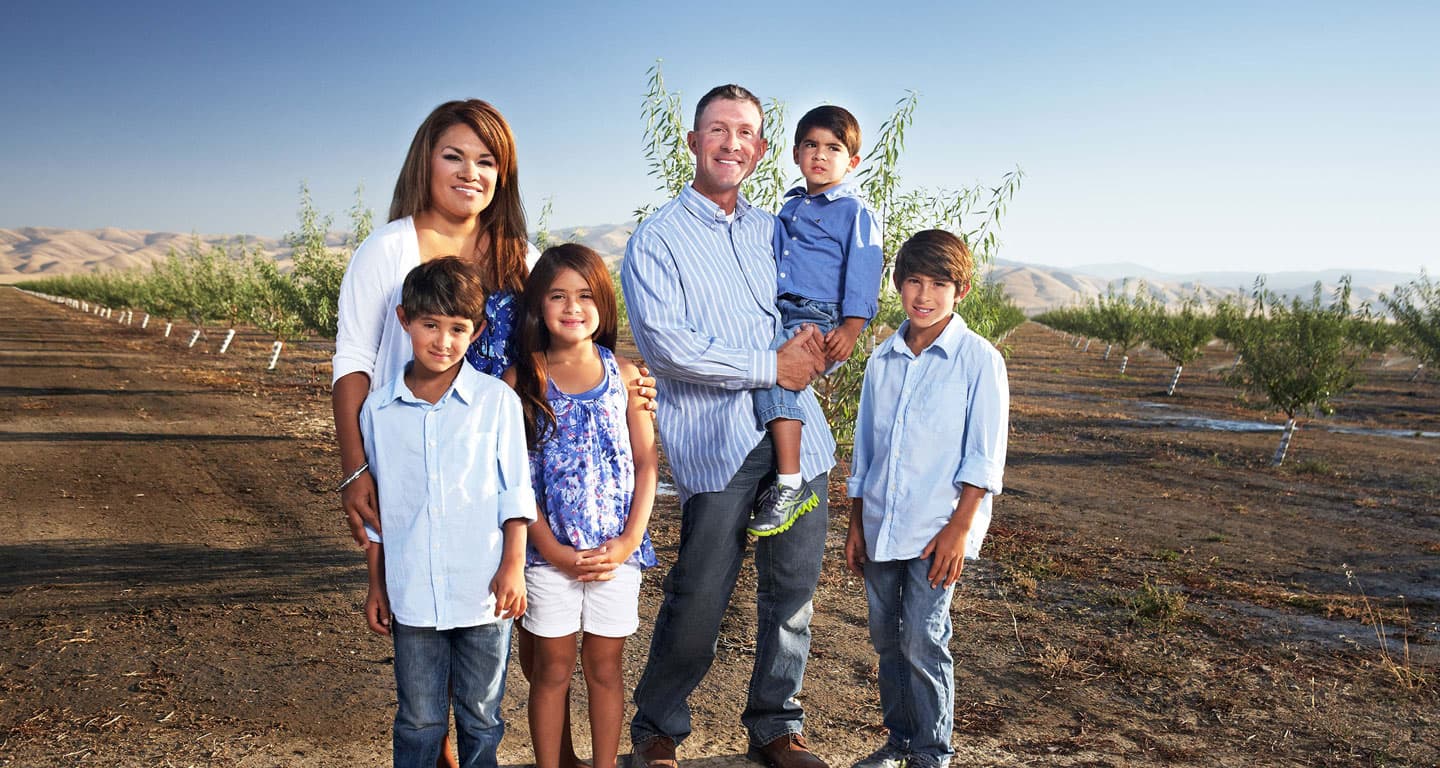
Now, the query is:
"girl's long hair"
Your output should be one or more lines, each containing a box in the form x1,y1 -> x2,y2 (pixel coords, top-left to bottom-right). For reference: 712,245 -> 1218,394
514,244 -> 619,448
388,99 -> 529,294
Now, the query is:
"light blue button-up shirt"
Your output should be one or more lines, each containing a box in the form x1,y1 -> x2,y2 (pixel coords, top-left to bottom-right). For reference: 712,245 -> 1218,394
360,362 -> 536,629
773,181 -> 884,320
847,313 -> 1009,561
622,184 -> 836,502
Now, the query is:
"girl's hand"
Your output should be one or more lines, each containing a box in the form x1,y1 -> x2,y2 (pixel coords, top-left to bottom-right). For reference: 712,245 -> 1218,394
364,582 -> 391,637
542,543 -> 593,581
342,471 -> 380,547
574,537 -> 633,582
632,362 -> 658,417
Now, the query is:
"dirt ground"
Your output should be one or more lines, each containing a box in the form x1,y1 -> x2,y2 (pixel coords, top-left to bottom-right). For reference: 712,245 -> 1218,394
1,287 -> 1436,768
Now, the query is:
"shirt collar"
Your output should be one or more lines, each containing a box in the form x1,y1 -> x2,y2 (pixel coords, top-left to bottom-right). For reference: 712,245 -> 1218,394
377,360 -> 479,408
681,183 -> 753,227
784,179 -> 860,202
883,312 -> 968,360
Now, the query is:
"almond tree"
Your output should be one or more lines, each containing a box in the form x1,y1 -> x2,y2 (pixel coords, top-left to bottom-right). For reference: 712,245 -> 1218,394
1143,296 -> 1217,395
1092,282 -> 1150,373
1227,279 -> 1366,466
1381,271 -> 1440,382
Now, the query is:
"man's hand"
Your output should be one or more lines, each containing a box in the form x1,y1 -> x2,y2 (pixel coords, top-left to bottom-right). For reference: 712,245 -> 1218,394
920,521 -> 970,589
631,362 -> 658,418
824,318 -> 867,364
342,471 -> 380,547
776,325 -> 826,390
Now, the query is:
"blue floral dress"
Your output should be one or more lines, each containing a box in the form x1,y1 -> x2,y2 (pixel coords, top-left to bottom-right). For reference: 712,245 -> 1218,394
526,345 -> 657,569
465,290 -> 521,377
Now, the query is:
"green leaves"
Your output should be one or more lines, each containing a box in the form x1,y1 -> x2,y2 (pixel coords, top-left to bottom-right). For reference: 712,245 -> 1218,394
1381,270 -> 1440,371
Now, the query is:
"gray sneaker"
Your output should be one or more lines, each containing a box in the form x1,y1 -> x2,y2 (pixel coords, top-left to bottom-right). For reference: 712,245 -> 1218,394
851,744 -> 907,768
747,483 -> 820,537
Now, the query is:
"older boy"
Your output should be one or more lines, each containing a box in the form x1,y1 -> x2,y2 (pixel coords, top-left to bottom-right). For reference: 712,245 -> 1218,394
843,230 -> 1009,768
749,105 -> 883,536
357,256 -> 533,768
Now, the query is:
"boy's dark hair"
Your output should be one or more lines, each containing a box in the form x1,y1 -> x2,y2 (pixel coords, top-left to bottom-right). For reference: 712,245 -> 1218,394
693,84 -> 765,136
893,229 -> 974,289
400,256 -> 488,327
796,105 -> 862,158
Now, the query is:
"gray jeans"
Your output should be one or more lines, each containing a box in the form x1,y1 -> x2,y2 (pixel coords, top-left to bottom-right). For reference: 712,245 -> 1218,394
630,437 -> 829,747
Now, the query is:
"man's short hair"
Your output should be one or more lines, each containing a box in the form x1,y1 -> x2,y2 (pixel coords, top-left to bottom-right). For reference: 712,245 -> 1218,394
693,84 -> 765,136
894,229 -> 974,288
400,256 -> 488,327
795,105 -> 862,158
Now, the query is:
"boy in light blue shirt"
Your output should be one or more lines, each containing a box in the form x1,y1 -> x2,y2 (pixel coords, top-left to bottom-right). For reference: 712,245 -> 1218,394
749,104 -> 884,537
843,230 -> 1009,768
357,256 -> 534,768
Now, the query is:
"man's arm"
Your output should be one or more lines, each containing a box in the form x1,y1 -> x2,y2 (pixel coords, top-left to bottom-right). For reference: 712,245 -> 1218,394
621,225 -> 824,390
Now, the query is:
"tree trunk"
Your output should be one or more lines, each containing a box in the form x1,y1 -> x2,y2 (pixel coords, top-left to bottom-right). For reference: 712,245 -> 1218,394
188,329 -> 202,349
219,328 -> 237,354
1083,339 -> 1092,352
1167,364 -> 1183,396
1271,418 -> 1297,466
1412,364 -> 1426,382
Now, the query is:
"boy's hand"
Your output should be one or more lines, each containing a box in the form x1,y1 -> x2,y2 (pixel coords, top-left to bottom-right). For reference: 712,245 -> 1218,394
920,521 -> 970,589
844,499 -> 867,575
364,582 -> 391,637
490,562 -> 527,620
823,318 -> 867,364
342,471 -> 380,547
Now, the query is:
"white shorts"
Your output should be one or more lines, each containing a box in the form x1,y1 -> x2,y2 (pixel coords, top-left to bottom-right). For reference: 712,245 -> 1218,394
522,563 -> 642,638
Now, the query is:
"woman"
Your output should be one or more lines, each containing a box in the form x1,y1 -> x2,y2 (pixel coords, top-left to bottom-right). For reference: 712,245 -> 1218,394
332,99 -> 641,768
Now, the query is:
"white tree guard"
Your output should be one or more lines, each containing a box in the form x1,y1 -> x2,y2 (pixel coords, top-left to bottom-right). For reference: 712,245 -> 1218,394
1104,344 -> 1113,360
1083,339 -> 1092,352
188,329 -> 202,348
1412,364 -> 1426,382
1271,418 -> 1297,466
164,322 -> 173,338
267,341 -> 284,370
1118,355 -> 1129,374
219,328 -> 237,354
141,314 -> 150,329
1167,365 -> 1183,396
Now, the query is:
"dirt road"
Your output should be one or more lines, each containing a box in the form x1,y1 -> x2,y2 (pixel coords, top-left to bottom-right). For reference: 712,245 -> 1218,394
1,287 -> 1436,767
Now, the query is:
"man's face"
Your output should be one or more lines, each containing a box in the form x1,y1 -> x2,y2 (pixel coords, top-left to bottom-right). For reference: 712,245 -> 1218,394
687,97 -> 767,204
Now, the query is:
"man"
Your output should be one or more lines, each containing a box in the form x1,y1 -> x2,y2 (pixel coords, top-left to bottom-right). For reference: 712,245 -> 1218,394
620,84 -> 836,768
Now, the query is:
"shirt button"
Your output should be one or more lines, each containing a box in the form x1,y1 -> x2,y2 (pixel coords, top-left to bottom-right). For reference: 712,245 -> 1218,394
780,272 -> 787,278
783,250 -> 789,255
804,200 -> 811,205
791,216 -> 797,221
791,236 -> 797,240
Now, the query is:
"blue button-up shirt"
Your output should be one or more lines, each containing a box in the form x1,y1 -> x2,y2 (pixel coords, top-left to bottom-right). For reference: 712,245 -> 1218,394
622,184 -> 836,502
360,362 -> 536,629
847,313 -> 1009,561
774,181 -> 884,320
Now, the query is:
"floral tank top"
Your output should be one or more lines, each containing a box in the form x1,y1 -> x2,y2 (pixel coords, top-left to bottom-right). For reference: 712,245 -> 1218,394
526,345 -> 657,569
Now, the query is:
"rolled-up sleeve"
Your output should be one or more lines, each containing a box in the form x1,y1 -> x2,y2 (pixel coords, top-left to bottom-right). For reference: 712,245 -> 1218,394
494,389 -> 537,524
955,349 -> 1009,495
622,226 -> 776,390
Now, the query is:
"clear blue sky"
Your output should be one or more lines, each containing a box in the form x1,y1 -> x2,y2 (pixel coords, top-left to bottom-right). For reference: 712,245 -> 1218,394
4,1 -> 1436,274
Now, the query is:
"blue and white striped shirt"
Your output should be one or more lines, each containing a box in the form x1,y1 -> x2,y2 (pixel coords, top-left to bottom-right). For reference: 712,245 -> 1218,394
622,184 -> 836,502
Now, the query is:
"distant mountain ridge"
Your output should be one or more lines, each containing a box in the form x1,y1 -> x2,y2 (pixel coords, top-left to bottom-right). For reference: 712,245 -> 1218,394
2,225 -> 1420,315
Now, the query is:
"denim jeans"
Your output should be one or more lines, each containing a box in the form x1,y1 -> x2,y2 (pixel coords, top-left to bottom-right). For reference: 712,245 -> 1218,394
863,558 -> 956,762
392,620 -> 512,768
753,295 -> 841,428
631,437 -> 828,747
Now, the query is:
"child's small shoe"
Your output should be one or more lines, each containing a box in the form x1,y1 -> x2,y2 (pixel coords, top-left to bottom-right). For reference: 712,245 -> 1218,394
747,483 -> 819,537
850,744 -> 906,768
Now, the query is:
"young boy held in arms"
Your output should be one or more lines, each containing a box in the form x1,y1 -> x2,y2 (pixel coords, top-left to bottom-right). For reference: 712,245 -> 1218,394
749,104 -> 883,536
843,230 -> 1009,768
355,256 -> 533,768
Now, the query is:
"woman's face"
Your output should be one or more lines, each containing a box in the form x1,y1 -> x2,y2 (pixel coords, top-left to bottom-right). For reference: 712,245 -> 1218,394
428,122 -> 499,221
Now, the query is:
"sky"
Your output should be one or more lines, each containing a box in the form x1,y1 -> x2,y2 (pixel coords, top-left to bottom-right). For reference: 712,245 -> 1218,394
3,1 -> 1437,275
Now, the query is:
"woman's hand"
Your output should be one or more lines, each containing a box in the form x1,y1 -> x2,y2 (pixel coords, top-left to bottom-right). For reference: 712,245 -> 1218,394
342,470 -> 380,547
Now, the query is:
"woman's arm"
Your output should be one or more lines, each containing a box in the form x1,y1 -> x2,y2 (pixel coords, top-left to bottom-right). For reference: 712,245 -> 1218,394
333,371 -> 377,547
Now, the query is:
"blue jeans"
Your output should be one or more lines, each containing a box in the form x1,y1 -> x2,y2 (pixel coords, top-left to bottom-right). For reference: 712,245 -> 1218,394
392,620 -> 512,768
631,437 -> 828,747
863,558 -> 956,762
754,295 -> 840,427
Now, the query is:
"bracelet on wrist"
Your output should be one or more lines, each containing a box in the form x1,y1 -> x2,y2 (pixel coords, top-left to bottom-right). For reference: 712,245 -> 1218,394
337,462 -> 369,493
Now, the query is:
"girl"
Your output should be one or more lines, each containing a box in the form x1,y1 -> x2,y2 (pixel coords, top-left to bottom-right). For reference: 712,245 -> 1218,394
503,244 -> 658,768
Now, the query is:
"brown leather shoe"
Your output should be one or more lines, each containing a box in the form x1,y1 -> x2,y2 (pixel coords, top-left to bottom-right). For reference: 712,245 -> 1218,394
746,733 -> 829,768
632,735 -> 678,768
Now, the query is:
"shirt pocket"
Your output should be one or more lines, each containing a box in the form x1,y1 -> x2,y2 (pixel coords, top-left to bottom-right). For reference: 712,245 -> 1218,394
911,382 -> 969,438
443,430 -> 499,503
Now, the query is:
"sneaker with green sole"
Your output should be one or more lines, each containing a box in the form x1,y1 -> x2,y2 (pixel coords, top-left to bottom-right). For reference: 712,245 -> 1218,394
747,483 -> 819,537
